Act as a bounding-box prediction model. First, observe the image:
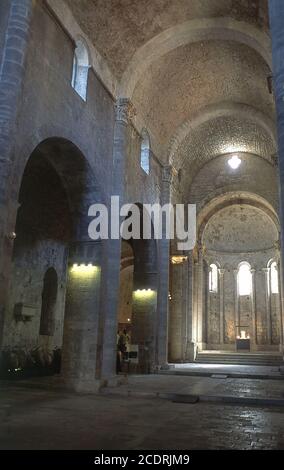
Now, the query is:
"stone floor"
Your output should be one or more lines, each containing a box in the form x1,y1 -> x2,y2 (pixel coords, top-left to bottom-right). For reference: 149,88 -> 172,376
0,375 -> 284,450
107,373 -> 284,400
168,363 -> 284,378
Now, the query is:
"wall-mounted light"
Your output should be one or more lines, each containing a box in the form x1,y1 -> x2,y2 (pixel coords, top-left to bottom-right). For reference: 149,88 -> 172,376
228,155 -> 241,170
133,288 -> 155,299
70,263 -> 98,276
6,232 -> 16,240
171,256 -> 188,265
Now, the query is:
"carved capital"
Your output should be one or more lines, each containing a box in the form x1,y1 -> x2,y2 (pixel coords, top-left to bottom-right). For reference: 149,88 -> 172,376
115,98 -> 136,124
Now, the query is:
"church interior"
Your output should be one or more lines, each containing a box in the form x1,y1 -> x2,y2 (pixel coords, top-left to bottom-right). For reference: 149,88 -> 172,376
1,0 -> 284,451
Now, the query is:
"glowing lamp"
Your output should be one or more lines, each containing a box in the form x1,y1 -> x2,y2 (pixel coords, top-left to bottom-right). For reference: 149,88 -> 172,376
70,263 -> 98,276
228,155 -> 241,170
133,288 -> 155,299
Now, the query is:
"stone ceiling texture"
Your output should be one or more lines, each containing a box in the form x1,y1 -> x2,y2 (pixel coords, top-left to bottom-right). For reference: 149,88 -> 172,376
203,204 -> 278,252
66,0 -> 269,79
133,40 -> 273,148
170,114 -> 276,189
64,0 -> 273,191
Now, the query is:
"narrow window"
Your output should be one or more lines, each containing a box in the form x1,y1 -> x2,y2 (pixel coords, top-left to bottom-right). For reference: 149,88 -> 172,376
270,261 -> 279,294
71,39 -> 89,101
209,264 -> 218,293
140,129 -> 150,174
238,262 -> 252,296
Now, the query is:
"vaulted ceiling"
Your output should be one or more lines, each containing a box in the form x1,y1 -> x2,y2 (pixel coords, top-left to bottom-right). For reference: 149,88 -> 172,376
65,0 -> 275,192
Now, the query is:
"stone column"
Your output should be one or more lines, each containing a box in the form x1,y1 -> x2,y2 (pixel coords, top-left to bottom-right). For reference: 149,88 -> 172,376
0,0 -> 34,349
269,1 -> 284,356
233,269 -> 239,341
196,247 -> 204,349
61,242 -> 102,392
219,268 -> 225,345
251,268 -> 257,347
185,253 -> 194,360
156,165 -> 173,367
99,98 -> 135,384
263,267 -> 272,345
278,261 -> 284,351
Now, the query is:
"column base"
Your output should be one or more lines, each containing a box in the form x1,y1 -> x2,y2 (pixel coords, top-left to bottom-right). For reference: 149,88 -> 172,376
185,341 -> 197,362
100,374 -> 128,389
59,375 -> 101,394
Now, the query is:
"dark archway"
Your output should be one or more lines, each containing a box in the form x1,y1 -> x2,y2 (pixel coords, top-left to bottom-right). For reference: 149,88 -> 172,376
2,138 -> 101,384
117,203 -> 158,374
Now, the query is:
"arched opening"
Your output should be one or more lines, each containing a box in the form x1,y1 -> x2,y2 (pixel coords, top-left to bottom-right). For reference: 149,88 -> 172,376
193,199 -> 282,355
238,262 -> 252,296
209,264 -> 218,293
268,260 -> 279,295
1,138 -> 101,382
140,129 -> 150,174
71,38 -> 89,101
117,204 -> 157,374
39,268 -> 58,336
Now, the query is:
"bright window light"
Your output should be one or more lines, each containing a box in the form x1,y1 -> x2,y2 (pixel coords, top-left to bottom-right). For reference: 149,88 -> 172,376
209,264 -> 218,293
228,155 -> 241,170
238,262 -> 252,296
270,261 -> 279,294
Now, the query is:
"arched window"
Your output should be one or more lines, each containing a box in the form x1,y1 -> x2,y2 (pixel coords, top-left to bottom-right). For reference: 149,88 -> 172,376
269,261 -> 279,294
209,263 -> 218,293
140,129 -> 150,174
71,39 -> 89,101
238,262 -> 252,296
39,268 -> 58,336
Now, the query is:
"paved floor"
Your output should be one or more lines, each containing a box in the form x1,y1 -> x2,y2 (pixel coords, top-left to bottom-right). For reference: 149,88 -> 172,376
0,383 -> 284,450
106,374 -> 284,400
167,363 -> 284,378
0,374 -> 284,450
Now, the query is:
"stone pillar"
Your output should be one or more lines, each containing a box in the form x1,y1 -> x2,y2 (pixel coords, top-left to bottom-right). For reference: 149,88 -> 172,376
185,254 -> 195,361
263,267 -> 272,345
132,273 -> 157,373
233,269 -> 239,341
99,98 -> 135,384
156,165 -> 173,367
278,261 -> 284,351
269,1 -> 284,356
251,268 -> 257,347
196,247 -> 205,349
168,256 -> 188,363
61,242 -> 102,392
219,268 -> 225,345
0,0 -> 34,349
254,268 -> 269,346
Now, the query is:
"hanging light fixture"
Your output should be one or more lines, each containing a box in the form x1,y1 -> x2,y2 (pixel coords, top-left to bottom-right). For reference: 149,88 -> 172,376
228,154 -> 241,170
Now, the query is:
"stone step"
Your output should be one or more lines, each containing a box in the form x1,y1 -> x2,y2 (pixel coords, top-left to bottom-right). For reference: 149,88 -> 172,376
195,352 -> 283,366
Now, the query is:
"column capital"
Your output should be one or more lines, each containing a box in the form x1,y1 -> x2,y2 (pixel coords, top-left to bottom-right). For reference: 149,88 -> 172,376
162,165 -> 173,184
115,98 -> 136,124
219,268 -> 225,276
261,267 -> 269,273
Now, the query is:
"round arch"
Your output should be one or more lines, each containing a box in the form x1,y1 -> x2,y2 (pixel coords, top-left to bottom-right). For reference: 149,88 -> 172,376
119,18 -> 271,98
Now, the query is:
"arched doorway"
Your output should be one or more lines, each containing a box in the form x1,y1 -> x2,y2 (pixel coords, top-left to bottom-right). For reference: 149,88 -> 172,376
117,204 -> 158,374
1,138 -> 101,386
